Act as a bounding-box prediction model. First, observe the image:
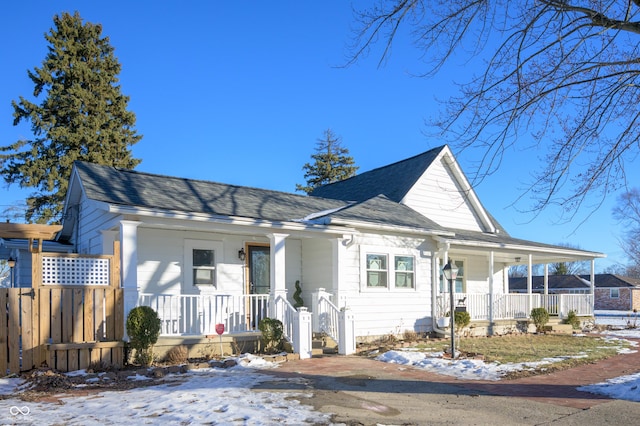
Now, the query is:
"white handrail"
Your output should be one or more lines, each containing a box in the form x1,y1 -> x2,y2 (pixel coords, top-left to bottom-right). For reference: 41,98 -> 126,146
274,295 -> 297,341
316,295 -> 340,342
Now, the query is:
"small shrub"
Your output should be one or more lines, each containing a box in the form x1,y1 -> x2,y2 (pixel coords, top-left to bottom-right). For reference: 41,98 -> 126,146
165,345 -> 188,364
565,310 -> 581,330
530,307 -> 550,333
403,329 -> 418,342
454,310 -> 471,332
126,306 -> 162,366
258,317 -> 284,354
293,280 -> 304,308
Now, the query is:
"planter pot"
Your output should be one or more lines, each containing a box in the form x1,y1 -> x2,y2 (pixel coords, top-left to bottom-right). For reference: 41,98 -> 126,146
437,317 -> 450,328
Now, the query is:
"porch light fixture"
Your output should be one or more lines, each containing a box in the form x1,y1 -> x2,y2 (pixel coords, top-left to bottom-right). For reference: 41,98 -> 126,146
442,260 -> 459,360
7,257 -> 16,288
515,257 -> 521,263
238,248 -> 246,261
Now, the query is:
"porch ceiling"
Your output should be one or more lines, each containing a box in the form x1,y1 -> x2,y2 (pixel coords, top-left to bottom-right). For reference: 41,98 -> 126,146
449,245 -> 605,266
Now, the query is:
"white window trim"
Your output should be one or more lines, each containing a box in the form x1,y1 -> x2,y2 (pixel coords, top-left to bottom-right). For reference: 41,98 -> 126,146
359,245 -> 418,292
184,239 -> 224,290
610,288 -> 620,299
439,257 -> 467,293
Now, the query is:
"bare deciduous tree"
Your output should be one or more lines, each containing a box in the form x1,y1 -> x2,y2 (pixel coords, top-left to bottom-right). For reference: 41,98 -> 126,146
613,188 -> 640,277
348,1 -> 640,219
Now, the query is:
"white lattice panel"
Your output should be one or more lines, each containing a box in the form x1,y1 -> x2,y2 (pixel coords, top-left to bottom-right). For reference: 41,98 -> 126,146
42,256 -> 110,286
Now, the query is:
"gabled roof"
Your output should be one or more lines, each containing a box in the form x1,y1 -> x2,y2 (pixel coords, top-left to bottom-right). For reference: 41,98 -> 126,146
310,146 -> 444,202
313,195 -> 447,232
72,161 -> 347,223
580,274 -> 640,288
509,274 -> 640,291
67,162 -> 447,234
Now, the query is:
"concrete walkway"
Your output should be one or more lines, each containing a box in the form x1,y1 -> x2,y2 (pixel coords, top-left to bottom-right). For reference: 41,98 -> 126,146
255,339 -> 640,425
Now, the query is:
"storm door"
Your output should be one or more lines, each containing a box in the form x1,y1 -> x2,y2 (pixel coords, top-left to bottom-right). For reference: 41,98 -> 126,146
247,244 -> 270,328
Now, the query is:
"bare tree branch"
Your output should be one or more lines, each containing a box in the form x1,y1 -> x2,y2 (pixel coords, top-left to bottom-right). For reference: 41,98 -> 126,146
348,1 -> 640,220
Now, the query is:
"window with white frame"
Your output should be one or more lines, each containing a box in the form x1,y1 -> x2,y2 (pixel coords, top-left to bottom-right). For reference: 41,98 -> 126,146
366,254 -> 388,288
610,288 -> 620,298
193,249 -> 215,285
439,259 -> 465,293
394,255 -> 415,289
184,240 -> 223,288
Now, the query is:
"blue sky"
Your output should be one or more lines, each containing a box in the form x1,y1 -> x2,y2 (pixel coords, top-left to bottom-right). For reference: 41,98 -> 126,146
1,1 -> 633,270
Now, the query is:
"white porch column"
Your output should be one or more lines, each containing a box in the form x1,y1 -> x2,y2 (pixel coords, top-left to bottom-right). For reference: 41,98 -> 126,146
120,220 -> 141,336
268,233 -> 289,316
590,260 -> 595,295
488,251 -> 495,334
543,264 -> 549,294
527,254 -> 533,313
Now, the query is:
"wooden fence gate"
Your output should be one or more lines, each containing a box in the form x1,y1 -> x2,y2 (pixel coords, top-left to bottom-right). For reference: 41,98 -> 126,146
1,243 -> 124,374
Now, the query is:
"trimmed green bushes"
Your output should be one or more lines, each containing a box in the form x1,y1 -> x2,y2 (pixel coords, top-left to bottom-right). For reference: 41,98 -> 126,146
258,317 -> 284,354
530,307 -> 550,333
126,306 -> 161,366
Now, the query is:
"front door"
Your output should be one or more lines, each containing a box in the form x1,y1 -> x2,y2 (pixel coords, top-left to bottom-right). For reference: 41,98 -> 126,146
247,244 -> 270,328
248,245 -> 270,295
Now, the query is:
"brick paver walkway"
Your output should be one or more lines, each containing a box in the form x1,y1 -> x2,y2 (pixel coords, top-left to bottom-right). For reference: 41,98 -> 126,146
266,337 -> 640,409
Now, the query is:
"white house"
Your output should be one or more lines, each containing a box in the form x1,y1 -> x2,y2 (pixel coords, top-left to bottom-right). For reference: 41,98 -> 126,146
6,145 -> 604,356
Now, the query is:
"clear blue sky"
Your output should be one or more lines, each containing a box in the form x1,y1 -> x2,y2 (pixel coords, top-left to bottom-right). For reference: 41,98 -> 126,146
1,1 -> 633,271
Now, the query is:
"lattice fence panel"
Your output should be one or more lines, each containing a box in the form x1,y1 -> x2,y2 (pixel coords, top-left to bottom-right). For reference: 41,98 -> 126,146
42,256 -> 111,286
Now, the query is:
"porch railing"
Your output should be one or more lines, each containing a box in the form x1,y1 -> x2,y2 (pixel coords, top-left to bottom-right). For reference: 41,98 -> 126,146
273,295 -> 296,341
138,293 -> 269,336
314,295 -> 340,342
437,293 -> 593,321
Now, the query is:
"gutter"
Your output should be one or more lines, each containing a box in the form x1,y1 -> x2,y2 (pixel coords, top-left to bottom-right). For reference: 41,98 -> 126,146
105,204 -> 358,235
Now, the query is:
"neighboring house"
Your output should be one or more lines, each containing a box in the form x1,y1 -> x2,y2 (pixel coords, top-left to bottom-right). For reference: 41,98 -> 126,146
510,274 -> 640,311
3,145 -> 606,354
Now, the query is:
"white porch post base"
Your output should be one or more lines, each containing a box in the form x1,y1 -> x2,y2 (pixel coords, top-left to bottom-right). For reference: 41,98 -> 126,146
338,308 -> 356,355
293,307 -> 313,359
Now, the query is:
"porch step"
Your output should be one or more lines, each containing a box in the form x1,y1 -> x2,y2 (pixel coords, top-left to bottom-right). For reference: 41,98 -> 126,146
312,333 -> 338,356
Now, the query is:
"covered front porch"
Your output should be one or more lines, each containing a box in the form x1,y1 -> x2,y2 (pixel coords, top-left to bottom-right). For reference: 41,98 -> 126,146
435,292 -> 594,322
434,233 -> 604,334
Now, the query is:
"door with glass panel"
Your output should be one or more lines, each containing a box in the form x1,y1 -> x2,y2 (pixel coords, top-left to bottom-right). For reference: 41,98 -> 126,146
247,244 -> 270,329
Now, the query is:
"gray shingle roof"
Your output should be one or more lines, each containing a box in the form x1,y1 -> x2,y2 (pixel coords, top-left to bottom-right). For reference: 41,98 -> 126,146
73,162 -> 445,232
310,146 -> 445,202
74,161 -> 347,223
317,195 -> 446,231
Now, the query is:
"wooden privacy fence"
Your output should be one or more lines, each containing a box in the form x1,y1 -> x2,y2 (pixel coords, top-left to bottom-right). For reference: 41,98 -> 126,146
1,243 -> 123,375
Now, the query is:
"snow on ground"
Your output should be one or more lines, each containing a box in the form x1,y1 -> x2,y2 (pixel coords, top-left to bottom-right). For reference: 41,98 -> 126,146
1,315 -> 639,424
374,314 -> 640,403
0,354 -> 330,425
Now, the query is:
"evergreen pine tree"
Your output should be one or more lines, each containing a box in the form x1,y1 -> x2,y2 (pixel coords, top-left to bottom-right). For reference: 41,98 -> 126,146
0,12 -> 142,223
296,129 -> 358,194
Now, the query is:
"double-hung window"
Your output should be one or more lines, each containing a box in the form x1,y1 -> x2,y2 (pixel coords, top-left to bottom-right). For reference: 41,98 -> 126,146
193,249 -> 215,285
439,259 -> 465,293
184,239 -> 223,289
394,256 -> 414,289
366,254 -> 388,288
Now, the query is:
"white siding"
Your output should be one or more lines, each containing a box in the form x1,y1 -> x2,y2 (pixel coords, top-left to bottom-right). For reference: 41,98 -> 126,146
336,232 -> 437,337
301,238 -> 333,306
76,198 -> 120,254
403,158 -> 485,231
